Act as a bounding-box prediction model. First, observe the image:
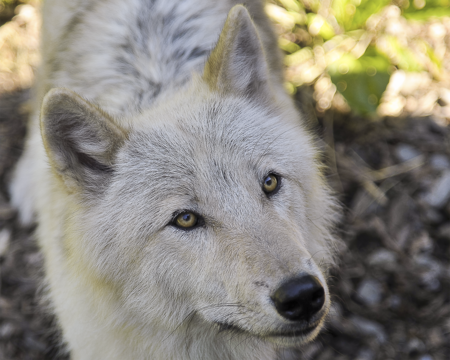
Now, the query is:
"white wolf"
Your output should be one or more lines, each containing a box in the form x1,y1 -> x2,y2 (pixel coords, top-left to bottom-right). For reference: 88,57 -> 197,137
10,0 -> 339,359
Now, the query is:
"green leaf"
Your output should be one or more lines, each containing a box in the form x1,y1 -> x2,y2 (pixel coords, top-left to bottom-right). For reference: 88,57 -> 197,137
278,38 -> 301,53
279,0 -> 304,12
284,48 -> 314,66
402,0 -> 450,20
307,13 -> 336,39
302,0 -> 321,12
351,0 -> 391,29
332,0 -> 391,31
425,42 -> 442,69
328,46 -> 391,115
380,36 -> 423,71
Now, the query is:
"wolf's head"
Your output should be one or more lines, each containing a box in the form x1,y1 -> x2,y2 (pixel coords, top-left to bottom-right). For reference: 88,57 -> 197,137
40,5 -> 338,350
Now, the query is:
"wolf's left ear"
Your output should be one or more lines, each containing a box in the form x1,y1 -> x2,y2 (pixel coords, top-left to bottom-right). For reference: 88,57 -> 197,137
40,88 -> 127,193
203,5 -> 271,98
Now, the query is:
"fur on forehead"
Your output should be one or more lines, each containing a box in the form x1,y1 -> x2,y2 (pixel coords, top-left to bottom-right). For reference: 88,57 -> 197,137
124,80 -> 318,177
106,88 -> 321,231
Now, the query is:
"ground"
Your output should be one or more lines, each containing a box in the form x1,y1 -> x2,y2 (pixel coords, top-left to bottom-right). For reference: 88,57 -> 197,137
0,3 -> 450,360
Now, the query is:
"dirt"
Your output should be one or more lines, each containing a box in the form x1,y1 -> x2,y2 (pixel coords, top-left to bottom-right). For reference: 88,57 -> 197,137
0,87 -> 449,360
312,112 -> 450,360
0,89 -> 69,360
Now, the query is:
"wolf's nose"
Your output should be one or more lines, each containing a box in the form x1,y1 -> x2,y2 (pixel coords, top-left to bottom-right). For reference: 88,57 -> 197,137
271,275 -> 325,321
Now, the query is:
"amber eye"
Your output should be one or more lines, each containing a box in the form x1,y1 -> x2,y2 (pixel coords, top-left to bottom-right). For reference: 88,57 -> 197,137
175,212 -> 198,229
263,174 -> 279,194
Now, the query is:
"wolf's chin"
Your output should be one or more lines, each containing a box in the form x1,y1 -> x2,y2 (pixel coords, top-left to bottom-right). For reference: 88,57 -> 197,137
215,319 -> 324,347
263,321 -> 323,346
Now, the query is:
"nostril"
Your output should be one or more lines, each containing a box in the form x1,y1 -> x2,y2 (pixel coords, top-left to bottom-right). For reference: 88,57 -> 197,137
271,275 -> 325,321
311,287 -> 325,308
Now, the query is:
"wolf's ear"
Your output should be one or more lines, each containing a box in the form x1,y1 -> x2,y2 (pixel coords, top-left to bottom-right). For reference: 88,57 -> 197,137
203,5 -> 271,98
41,88 -> 127,193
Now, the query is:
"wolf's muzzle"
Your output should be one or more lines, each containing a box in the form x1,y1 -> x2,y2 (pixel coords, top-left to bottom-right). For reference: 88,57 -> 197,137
271,275 -> 325,321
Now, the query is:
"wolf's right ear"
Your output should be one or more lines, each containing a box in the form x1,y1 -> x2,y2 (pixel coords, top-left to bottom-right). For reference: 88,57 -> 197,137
203,5 -> 271,99
40,88 -> 127,193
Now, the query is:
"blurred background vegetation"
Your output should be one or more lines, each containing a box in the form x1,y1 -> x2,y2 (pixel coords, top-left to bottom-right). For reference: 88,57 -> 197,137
1,0 -> 450,120
0,0 -> 39,94
266,0 -> 450,120
0,0 -> 21,26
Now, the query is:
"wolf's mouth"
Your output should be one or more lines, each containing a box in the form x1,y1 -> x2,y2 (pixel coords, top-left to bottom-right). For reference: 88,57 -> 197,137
215,321 -> 319,338
215,321 -> 246,334
266,324 -> 317,337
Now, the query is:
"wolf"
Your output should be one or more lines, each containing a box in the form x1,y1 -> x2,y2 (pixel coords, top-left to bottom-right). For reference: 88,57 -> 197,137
10,0 -> 339,359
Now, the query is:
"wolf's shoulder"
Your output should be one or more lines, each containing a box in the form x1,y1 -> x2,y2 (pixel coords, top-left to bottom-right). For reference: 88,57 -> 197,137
41,0 -> 282,116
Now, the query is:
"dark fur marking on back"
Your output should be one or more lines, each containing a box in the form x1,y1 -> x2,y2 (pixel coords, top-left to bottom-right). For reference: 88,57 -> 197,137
50,1 -> 98,73
187,47 -> 210,61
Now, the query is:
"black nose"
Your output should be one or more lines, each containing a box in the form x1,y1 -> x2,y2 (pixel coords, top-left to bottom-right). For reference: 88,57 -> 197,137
271,275 -> 325,321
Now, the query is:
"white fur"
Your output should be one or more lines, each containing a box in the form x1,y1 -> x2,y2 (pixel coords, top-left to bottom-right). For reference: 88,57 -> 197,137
10,1 -> 339,359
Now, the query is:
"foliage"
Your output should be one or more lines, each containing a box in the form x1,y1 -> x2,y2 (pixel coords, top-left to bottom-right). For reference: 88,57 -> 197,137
0,0 -> 18,5
267,0 -> 450,116
402,0 -> 450,20
328,46 -> 391,115
0,0 -> 35,26
333,0 -> 391,31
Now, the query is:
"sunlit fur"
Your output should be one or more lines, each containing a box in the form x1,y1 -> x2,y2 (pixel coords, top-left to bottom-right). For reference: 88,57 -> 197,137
10,1 -> 340,359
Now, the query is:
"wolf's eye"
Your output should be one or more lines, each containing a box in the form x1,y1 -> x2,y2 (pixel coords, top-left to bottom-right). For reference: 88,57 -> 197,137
174,211 -> 198,229
263,174 -> 280,195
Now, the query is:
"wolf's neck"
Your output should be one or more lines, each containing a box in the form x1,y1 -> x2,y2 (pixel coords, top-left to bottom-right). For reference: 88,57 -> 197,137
48,0 -> 229,117
149,326 -> 276,360
89,318 -> 277,360
47,258 -> 276,360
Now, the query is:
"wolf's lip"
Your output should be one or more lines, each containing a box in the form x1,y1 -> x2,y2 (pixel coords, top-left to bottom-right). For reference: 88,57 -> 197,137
215,321 -> 319,338
215,321 -> 245,334
266,325 -> 317,338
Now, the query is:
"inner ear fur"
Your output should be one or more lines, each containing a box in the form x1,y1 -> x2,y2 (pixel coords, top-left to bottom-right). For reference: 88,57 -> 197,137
41,88 -> 127,193
203,5 -> 272,99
